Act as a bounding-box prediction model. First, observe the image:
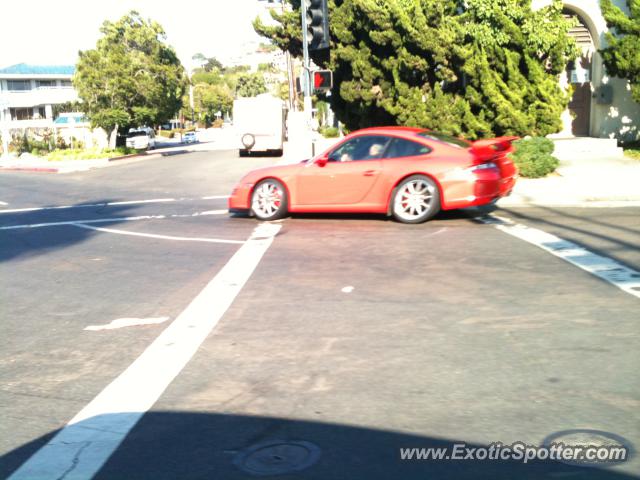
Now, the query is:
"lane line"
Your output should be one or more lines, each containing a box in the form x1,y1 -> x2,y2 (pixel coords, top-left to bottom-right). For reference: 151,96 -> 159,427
480,214 -> 640,299
8,222 -> 281,480
0,210 -> 228,231
85,317 -> 171,331
0,196 -> 229,214
72,223 -> 244,244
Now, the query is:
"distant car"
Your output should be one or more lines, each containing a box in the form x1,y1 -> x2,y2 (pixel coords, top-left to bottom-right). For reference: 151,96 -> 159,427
183,131 -> 197,144
228,126 -> 519,224
126,128 -> 156,150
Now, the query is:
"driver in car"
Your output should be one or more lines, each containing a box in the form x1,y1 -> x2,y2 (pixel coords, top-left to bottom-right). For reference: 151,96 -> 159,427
365,143 -> 384,159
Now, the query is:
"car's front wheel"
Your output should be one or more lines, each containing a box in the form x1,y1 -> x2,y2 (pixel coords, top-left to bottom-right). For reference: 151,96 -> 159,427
391,175 -> 440,224
251,179 -> 288,221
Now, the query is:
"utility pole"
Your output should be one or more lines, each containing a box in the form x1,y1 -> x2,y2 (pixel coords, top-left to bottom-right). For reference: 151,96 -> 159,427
300,0 -> 313,121
282,0 -> 297,112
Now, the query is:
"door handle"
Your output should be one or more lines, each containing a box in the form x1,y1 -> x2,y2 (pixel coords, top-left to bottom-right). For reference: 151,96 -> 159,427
363,170 -> 378,176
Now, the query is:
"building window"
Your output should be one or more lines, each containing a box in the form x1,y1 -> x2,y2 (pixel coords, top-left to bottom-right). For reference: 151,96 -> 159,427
10,108 -> 32,120
60,80 -> 72,87
7,80 -> 32,91
37,80 -> 56,88
9,107 -> 46,121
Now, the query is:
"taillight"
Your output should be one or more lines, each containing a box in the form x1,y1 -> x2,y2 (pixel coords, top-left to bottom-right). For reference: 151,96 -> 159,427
469,162 -> 498,172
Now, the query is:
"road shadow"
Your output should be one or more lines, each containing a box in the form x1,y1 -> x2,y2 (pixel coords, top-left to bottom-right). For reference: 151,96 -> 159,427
497,205 -> 640,269
1,411 -> 635,480
231,206 -> 495,224
0,200 -> 138,263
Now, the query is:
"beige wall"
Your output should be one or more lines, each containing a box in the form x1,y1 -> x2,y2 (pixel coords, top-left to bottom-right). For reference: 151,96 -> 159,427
533,0 -> 639,142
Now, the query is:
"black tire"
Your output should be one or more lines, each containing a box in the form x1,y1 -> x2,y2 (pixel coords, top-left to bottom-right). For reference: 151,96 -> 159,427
251,179 -> 288,221
391,175 -> 440,224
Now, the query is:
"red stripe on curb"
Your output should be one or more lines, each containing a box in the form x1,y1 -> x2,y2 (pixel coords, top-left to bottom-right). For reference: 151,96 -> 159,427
0,166 -> 59,173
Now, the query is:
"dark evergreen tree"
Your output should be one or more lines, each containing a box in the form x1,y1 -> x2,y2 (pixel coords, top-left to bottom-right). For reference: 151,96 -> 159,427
600,0 -> 640,103
254,0 -> 577,139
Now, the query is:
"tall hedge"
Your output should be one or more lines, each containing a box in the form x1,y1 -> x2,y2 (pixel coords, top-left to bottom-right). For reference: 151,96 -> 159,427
255,0 -> 577,139
600,0 -> 640,103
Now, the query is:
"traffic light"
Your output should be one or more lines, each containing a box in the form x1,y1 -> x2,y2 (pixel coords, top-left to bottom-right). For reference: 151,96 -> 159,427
306,0 -> 330,51
313,70 -> 333,92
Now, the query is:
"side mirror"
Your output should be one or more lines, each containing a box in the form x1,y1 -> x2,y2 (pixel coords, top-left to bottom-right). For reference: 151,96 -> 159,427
315,157 -> 328,167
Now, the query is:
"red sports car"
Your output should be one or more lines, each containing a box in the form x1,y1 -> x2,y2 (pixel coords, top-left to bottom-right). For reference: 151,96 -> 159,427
228,127 -> 518,224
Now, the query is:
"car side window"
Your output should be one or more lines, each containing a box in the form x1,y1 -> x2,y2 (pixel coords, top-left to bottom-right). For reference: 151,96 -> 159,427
328,135 -> 391,162
383,138 -> 432,159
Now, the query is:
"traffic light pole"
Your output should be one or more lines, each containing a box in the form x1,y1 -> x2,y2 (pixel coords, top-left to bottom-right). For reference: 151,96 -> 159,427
300,0 -> 313,121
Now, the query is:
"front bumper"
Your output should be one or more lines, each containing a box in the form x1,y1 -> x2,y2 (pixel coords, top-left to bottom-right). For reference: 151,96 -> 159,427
228,184 -> 252,211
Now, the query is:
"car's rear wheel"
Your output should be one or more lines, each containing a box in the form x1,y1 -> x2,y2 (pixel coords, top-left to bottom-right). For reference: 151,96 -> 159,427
391,175 -> 440,224
251,179 -> 288,221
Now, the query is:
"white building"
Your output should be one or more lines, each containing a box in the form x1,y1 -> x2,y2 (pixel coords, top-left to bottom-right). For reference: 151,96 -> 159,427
534,0 -> 639,142
0,63 -> 78,130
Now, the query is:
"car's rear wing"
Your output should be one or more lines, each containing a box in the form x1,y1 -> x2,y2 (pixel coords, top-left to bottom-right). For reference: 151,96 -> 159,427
470,136 -> 519,162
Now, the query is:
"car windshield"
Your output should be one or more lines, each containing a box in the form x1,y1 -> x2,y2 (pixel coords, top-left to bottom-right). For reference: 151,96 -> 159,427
417,131 -> 471,149
128,131 -> 148,138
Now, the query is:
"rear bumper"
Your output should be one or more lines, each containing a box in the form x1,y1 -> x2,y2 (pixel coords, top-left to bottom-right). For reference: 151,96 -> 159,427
442,168 -> 517,209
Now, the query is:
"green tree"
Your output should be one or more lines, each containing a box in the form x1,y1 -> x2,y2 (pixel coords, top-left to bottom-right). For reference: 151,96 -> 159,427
600,0 -> 640,103
255,0 -> 576,138
193,83 -> 234,124
74,11 -> 188,147
235,72 -> 268,97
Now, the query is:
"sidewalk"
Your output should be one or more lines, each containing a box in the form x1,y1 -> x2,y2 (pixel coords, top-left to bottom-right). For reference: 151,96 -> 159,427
0,129 -> 233,174
499,154 -> 640,207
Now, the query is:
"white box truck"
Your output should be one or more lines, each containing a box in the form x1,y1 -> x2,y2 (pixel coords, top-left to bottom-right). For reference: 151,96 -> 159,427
233,94 -> 286,157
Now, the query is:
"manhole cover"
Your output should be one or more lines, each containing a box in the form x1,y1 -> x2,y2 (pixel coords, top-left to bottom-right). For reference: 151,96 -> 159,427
542,429 -> 633,467
234,440 -> 321,476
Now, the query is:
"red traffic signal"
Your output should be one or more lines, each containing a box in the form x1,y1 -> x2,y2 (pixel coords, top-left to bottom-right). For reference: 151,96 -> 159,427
313,70 -> 333,92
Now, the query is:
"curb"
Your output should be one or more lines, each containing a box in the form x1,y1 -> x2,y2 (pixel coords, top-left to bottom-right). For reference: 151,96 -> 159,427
0,166 -> 59,173
0,151 -> 161,173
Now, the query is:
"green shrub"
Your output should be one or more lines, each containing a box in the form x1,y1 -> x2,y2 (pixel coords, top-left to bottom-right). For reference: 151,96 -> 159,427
158,130 -> 174,138
10,134 -> 54,155
510,137 -> 559,178
319,126 -> 340,138
212,118 -> 224,128
46,147 -> 140,161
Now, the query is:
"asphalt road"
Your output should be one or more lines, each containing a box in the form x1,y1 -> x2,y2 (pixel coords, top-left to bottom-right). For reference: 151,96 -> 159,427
1,149 -> 638,480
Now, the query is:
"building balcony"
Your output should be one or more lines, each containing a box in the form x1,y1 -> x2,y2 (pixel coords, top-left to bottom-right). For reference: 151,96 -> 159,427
0,87 -> 78,108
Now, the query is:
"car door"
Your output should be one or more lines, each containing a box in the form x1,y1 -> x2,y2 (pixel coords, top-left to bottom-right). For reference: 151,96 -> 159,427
296,135 -> 391,205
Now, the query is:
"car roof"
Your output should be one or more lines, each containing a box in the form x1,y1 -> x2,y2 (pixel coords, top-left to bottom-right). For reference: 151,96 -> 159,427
352,126 -> 424,136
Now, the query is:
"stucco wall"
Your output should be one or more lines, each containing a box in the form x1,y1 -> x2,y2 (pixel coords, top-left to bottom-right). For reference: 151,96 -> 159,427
533,0 -> 639,142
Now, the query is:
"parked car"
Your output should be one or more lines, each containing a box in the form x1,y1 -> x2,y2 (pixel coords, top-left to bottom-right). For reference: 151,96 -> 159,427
183,131 -> 197,144
126,128 -> 156,150
228,126 -> 518,224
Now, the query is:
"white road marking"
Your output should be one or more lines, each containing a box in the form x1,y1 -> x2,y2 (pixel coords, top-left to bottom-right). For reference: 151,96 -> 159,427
8,222 -> 281,480
481,214 -> 640,299
0,196 -> 228,214
0,210 -> 227,231
199,209 -> 228,215
72,223 -> 244,244
341,286 -> 355,293
85,317 -> 170,331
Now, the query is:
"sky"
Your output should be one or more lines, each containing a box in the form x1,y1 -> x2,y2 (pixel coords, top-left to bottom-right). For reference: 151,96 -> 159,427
0,0 -> 279,71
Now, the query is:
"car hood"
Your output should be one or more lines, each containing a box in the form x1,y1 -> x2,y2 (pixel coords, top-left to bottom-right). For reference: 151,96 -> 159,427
239,162 -> 305,182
